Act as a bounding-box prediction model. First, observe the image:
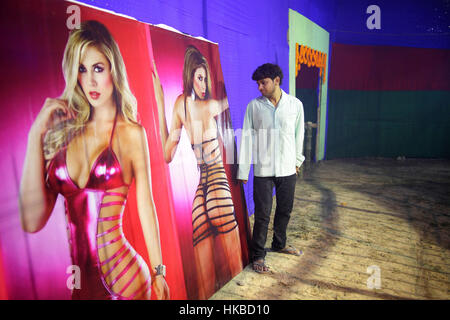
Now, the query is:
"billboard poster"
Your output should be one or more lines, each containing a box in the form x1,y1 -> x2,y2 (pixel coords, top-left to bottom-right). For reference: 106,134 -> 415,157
0,0 -> 249,300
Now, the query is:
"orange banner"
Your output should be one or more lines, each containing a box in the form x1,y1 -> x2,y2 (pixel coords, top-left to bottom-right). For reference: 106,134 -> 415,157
295,43 -> 327,84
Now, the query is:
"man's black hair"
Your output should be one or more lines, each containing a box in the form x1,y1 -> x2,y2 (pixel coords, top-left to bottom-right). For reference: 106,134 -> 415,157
251,63 -> 283,85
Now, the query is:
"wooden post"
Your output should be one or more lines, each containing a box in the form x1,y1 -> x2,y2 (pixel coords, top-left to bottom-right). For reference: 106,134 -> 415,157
304,121 -> 318,171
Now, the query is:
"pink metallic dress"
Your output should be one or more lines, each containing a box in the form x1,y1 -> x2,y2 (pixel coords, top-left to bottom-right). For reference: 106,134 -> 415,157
46,116 -> 152,300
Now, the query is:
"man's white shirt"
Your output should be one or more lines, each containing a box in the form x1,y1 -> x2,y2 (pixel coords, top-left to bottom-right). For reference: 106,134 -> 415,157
237,89 -> 305,180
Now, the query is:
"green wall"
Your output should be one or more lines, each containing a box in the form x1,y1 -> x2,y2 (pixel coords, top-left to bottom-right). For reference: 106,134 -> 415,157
326,90 -> 450,159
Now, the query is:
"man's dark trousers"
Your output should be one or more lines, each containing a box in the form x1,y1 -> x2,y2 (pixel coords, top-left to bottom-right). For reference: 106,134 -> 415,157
251,174 -> 297,262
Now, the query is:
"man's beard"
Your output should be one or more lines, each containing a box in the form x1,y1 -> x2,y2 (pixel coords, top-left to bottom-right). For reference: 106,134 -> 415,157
262,86 -> 276,99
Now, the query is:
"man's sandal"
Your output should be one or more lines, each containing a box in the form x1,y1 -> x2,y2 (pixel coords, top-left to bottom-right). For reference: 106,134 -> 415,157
252,259 -> 271,274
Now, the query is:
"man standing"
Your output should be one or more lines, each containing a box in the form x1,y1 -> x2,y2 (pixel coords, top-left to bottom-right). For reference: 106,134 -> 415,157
238,63 -> 305,273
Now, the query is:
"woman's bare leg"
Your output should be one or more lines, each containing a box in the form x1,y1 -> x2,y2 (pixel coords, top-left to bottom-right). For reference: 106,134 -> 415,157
192,184 -> 217,300
193,235 -> 215,299
216,226 -> 243,278
205,164 -> 243,280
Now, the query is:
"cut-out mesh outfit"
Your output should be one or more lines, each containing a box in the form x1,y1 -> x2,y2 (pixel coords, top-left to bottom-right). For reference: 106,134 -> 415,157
46,115 -> 151,300
184,98 -> 238,247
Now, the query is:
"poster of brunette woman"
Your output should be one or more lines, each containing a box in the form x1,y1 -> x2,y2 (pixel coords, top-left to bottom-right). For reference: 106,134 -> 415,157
0,0 -> 186,299
150,25 -> 250,300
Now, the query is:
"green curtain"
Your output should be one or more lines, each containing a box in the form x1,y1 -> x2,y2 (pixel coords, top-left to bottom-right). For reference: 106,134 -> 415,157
326,90 -> 450,159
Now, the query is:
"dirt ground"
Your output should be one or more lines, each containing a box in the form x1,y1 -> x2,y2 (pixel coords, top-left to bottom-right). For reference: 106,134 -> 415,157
211,158 -> 450,300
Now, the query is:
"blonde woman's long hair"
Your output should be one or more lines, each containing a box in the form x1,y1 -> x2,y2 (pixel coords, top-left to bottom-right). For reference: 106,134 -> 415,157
43,20 -> 138,160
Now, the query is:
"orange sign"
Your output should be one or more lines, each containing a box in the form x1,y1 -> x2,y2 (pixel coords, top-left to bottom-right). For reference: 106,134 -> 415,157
295,43 -> 327,84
